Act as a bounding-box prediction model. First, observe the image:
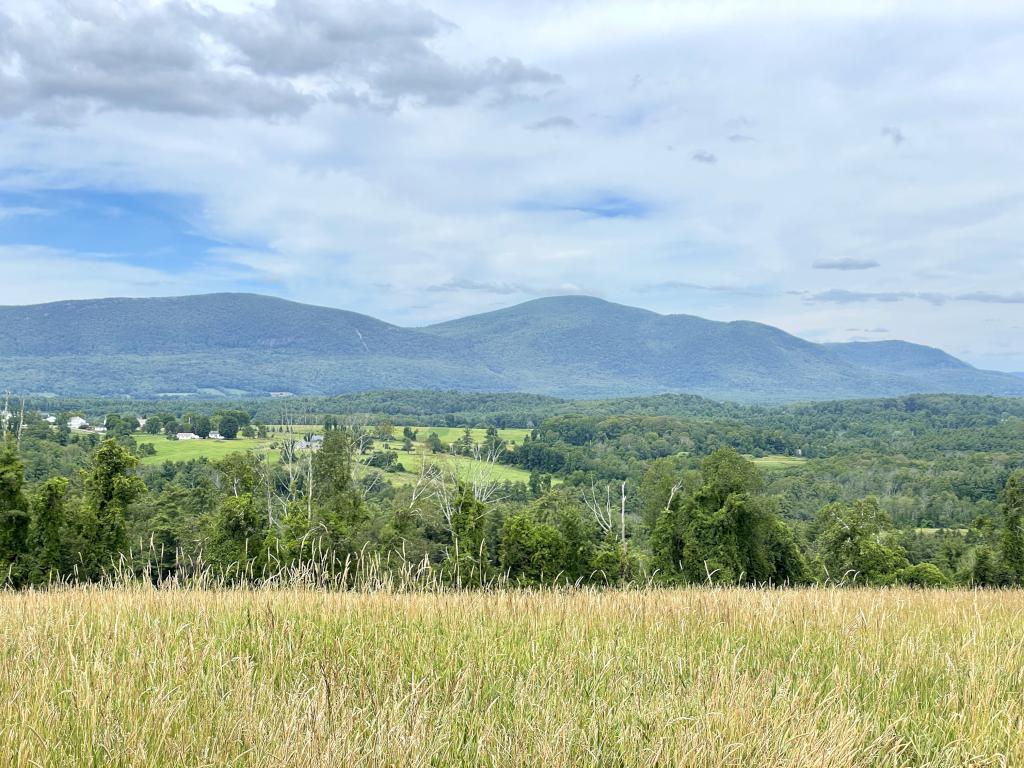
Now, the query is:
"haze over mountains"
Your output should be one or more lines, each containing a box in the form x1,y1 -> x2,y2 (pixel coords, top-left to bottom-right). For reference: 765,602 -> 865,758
1,293 -> 1021,402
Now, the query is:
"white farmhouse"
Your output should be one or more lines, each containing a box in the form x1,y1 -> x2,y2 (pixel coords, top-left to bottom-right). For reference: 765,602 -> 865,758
68,416 -> 89,430
208,431 -> 224,440
176,432 -> 201,441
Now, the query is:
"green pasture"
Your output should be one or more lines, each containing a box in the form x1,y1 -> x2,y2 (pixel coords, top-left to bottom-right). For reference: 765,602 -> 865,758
135,430 -> 536,485
134,435 -> 276,465
750,455 -> 808,469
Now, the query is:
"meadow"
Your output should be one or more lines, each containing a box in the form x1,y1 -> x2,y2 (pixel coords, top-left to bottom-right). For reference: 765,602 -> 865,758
133,428 -> 537,484
2,586 -> 1022,767
134,434 -> 275,464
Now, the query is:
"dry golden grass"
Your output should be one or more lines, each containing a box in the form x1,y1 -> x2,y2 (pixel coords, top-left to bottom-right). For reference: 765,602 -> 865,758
2,587 -> 1023,767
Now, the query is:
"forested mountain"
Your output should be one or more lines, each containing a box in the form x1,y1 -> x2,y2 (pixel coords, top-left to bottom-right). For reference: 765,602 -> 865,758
1,293 -> 1022,401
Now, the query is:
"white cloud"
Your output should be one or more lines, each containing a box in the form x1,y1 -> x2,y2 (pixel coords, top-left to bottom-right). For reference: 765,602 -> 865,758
1,0 -> 1023,369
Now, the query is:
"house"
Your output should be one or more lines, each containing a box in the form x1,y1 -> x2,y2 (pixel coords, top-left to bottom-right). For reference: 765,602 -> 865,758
44,415 -> 57,424
176,432 -> 201,441
208,430 -> 224,440
68,416 -> 89,430
93,425 -> 107,434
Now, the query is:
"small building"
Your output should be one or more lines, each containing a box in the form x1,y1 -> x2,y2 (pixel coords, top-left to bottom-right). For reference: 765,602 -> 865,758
93,425 -> 107,434
208,431 -> 224,440
68,416 -> 89,430
137,417 -> 147,428
44,415 -> 57,424
176,432 -> 201,441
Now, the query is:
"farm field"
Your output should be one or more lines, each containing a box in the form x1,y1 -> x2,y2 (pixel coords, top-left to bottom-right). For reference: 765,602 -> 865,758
266,425 -> 532,446
381,449 -> 536,484
2,586 -> 1023,767
133,430 -> 537,485
134,434 -> 276,465
408,426 -> 533,446
750,454 -> 808,469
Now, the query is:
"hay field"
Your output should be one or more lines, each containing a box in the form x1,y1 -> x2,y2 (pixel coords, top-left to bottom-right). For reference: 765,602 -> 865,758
1,587 -> 1022,767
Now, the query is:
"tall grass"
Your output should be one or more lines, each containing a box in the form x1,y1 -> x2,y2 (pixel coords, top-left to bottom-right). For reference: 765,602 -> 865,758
1,585 -> 1022,767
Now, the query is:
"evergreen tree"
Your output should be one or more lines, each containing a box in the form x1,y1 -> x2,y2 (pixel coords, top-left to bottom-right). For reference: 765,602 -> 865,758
27,476 -> 68,583
207,494 -> 267,577
311,430 -> 365,555
78,439 -> 147,576
0,438 -> 30,583
1000,470 -> 1024,584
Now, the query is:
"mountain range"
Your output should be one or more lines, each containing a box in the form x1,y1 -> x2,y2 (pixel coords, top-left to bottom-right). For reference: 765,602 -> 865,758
1,293 -> 1021,402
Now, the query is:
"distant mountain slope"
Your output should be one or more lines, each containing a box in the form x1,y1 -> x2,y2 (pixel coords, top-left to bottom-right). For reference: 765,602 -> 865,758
0,293 -> 442,356
823,340 -> 972,373
1,293 -> 1021,401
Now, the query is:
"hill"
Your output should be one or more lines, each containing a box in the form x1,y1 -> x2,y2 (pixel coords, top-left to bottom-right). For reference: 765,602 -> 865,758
1,293 -> 1022,402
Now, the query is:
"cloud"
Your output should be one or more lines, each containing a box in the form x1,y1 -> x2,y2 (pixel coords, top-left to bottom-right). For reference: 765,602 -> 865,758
0,205 -> 48,220
526,115 -> 576,130
426,278 -> 528,294
812,257 -> 881,270
2,1 -> 1024,369
957,291 -> 1024,304
518,193 -> 651,219
807,289 -> 1024,305
0,0 -> 559,118
691,150 -> 717,164
881,126 -> 905,145
637,280 -> 766,297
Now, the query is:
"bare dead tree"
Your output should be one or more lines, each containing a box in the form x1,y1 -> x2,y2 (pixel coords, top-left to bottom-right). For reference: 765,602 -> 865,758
664,481 -> 684,514
276,407 -> 302,501
465,442 -> 506,505
582,480 -> 629,554
304,448 -> 315,523
582,481 -> 616,537
360,469 -> 384,500
16,396 -> 26,448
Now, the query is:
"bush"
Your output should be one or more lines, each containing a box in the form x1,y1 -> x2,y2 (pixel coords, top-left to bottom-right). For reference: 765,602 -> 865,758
898,562 -> 949,587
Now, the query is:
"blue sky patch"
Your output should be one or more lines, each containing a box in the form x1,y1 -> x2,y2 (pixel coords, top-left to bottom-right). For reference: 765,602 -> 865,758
518,192 -> 651,219
0,189 -> 248,273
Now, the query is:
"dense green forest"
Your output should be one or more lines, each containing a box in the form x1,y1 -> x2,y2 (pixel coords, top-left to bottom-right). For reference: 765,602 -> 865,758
2,391 -> 1023,588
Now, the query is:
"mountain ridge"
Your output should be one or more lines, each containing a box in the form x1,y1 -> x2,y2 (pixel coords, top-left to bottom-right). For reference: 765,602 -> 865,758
1,292 -> 1021,402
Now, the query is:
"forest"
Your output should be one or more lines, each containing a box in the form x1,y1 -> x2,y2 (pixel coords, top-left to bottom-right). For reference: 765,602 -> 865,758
2,391 -> 1022,589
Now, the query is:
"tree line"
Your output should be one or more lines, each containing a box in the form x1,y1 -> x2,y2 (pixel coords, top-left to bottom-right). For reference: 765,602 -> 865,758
2,412 -> 1023,588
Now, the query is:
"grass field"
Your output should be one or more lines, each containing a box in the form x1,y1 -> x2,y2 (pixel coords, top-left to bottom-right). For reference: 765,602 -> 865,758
2,586 -> 1023,767
134,434 -> 276,465
384,449 -> 536,484
266,426 -> 532,446
406,426 -> 533,446
134,432 -> 537,485
750,454 -> 808,469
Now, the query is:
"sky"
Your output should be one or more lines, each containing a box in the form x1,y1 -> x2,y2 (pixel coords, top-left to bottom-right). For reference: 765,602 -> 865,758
0,0 -> 1022,371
